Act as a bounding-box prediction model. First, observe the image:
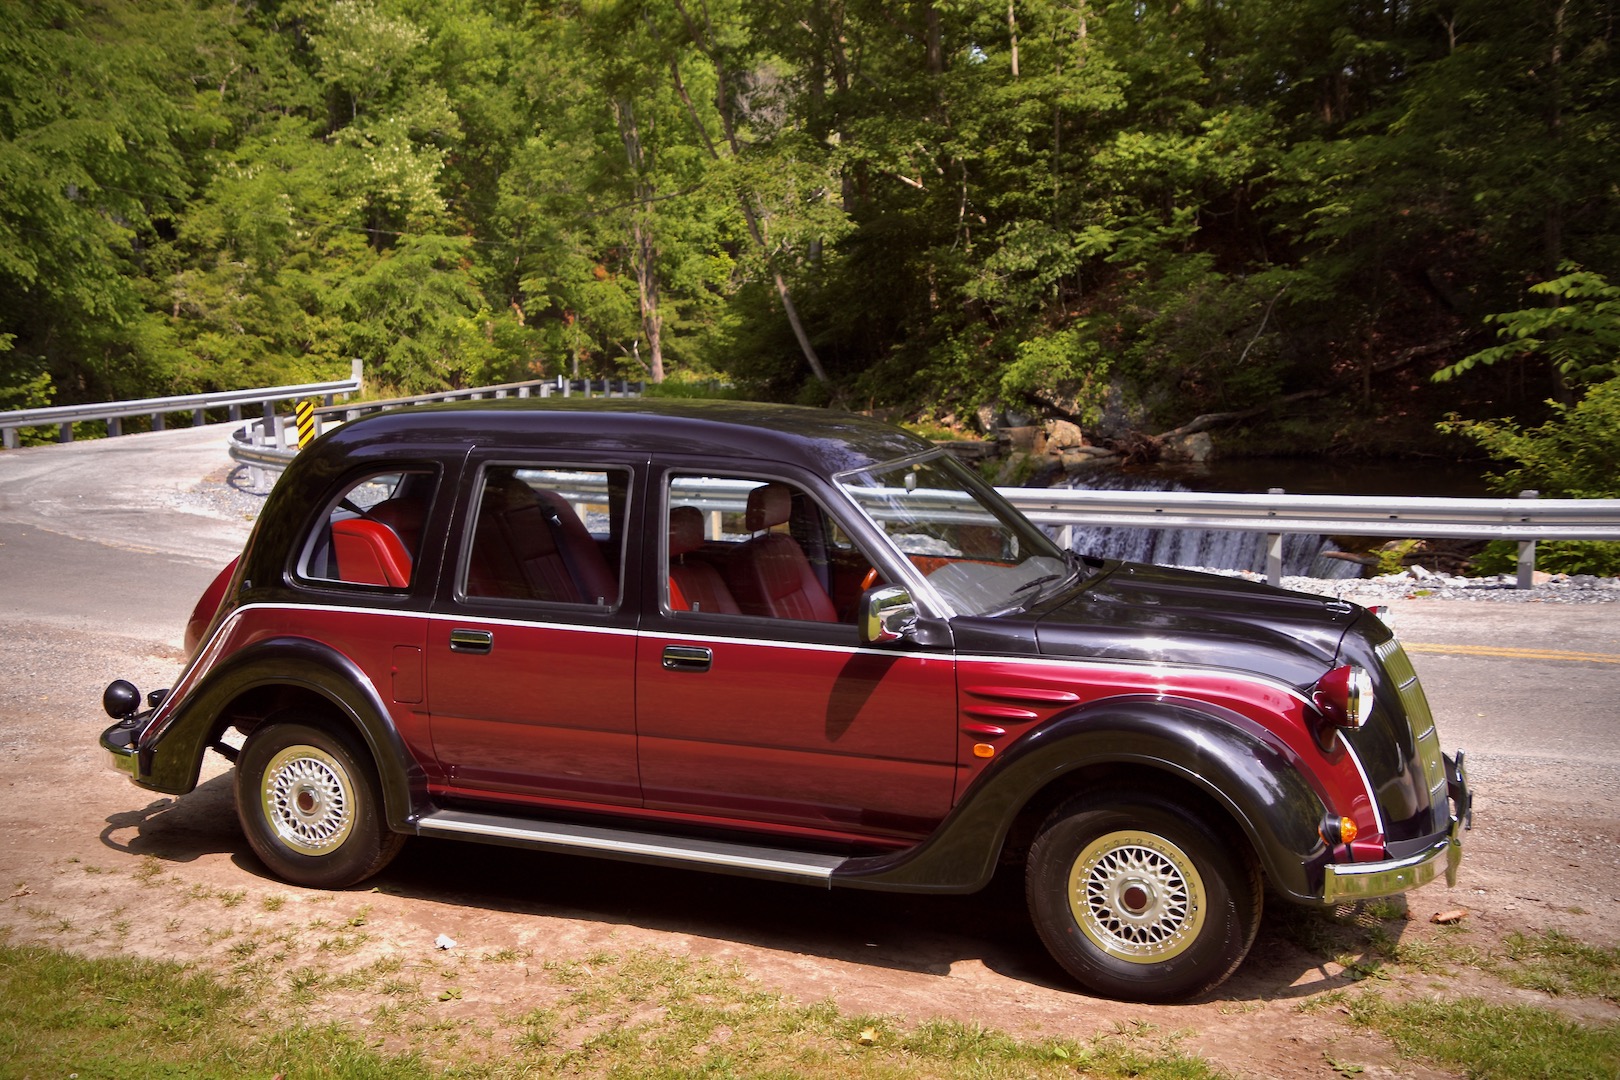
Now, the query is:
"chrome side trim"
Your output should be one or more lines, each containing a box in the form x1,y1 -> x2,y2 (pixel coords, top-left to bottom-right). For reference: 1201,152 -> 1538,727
416,808 -> 846,882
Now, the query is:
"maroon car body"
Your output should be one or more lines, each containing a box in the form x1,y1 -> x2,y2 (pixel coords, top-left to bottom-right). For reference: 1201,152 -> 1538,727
101,400 -> 1470,1001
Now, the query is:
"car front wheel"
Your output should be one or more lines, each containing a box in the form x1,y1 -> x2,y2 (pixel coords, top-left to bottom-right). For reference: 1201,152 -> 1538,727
236,720 -> 403,889
1025,795 -> 1261,1002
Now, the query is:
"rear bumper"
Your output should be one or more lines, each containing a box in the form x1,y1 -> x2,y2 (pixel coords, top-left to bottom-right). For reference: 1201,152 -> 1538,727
1321,750 -> 1472,905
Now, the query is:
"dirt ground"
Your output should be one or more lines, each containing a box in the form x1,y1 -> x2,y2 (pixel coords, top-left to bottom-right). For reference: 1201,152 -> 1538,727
1,429 -> 1617,1078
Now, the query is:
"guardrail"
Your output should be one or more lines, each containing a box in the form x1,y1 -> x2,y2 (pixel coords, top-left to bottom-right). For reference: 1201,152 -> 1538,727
1003,487 -> 1620,589
228,376 -> 644,474
0,360 -> 366,450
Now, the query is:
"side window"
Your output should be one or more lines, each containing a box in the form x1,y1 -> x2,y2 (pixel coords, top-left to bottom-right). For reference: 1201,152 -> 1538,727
301,469 -> 437,589
463,466 -> 627,607
665,475 -> 868,623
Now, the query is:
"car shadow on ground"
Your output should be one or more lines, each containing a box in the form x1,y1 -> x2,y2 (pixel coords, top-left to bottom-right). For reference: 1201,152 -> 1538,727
104,778 -> 1382,1004
98,772 -> 240,864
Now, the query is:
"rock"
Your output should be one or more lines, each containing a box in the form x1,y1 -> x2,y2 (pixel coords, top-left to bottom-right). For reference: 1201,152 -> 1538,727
1002,425 -> 1039,453
1043,419 -> 1085,452
1162,431 -> 1213,464
993,451 -> 1033,485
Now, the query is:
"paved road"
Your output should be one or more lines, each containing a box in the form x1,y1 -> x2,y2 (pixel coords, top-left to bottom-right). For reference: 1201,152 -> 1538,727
0,426 -> 249,643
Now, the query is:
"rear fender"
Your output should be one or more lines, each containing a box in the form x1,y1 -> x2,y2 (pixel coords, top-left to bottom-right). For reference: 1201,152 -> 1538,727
834,695 -> 1332,901
134,637 -> 427,831
184,557 -> 241,658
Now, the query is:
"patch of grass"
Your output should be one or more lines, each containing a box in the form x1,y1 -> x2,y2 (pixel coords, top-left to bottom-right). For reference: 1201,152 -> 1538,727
261,893 -> 287,912
0,941 -> 431,1079
316,931 -> 370,955
1349,993 -> 1620,1080
1490,929 -> 1620,1003
481,946 -> 527,964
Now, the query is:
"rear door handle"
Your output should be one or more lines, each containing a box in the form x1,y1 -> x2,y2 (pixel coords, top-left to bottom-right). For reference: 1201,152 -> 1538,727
661,645 -> 712,672
449,628 -> 493,655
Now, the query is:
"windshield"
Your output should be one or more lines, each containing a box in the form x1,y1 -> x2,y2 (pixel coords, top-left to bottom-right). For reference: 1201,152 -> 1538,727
837,452 -> 1076,616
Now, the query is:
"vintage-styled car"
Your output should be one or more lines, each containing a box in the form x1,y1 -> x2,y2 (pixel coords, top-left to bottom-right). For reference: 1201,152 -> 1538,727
100,400 -> 1471,1002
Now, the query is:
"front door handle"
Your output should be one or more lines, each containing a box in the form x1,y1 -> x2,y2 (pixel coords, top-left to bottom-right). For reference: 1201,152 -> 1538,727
661,645 -> 712,672
449,628 -> 494,654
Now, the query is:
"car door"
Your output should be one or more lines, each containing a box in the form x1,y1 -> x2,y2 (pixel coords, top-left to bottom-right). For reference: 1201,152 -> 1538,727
426,455 -> 644,807
634,466 -> 957,842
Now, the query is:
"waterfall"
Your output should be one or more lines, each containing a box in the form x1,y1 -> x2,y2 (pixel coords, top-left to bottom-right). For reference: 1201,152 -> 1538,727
1047,475 -> 1362,580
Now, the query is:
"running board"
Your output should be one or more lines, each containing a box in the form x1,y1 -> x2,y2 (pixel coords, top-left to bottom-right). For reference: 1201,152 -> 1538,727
415,808 -> 847,886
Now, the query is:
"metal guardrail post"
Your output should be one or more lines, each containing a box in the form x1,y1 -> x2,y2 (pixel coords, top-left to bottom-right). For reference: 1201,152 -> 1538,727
1517,490 -> 1539,589
1265,488 -> 1285,585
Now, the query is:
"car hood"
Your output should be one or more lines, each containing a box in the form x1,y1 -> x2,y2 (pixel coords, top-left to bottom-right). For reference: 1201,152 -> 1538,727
1029,561 -> 1360,688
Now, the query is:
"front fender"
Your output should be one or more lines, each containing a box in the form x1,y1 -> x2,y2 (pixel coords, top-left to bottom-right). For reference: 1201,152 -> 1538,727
133,637 -> 427,831
833,695 -> 1332,901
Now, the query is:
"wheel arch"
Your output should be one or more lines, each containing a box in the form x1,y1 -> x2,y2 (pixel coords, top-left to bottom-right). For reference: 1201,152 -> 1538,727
137,637 -> 427,831
834,695 -> 1332,901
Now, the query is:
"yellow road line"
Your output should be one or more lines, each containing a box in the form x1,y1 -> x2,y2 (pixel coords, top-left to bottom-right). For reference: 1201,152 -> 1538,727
1405,642 -> 1620,664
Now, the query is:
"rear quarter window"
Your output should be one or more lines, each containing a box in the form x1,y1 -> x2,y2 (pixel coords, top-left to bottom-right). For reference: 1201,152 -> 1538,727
298,469 -> 438,590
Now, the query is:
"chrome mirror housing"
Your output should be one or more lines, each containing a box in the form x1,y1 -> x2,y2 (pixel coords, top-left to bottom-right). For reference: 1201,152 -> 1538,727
859,585 -> 917,645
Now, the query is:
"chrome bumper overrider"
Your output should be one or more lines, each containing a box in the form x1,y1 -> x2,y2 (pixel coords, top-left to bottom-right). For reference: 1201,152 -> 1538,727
1322,750 -> 1471,905
100,717 -> 144,777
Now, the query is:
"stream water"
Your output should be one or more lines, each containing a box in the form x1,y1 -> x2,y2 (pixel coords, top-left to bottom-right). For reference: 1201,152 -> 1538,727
1048,457 -> 1493,579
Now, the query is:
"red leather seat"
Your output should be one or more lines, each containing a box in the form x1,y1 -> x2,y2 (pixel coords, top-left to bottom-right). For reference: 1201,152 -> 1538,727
331,518 -> 413,587
365,496 -> 427,554
668,506 -> 739,614
724,484 -> 838,622
467,475 -> 618,605
535,489 -> 619,606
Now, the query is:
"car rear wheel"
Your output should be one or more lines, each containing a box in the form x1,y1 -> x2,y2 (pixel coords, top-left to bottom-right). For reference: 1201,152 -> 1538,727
1025,794 -> 1261,1002
236,720 -> 403,889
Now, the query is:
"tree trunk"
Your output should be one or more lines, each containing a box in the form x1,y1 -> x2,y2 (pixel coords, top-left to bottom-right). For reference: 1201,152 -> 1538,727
667,1 -> 833,390
612,95 -> 665,384
1008,1 -> 1019,77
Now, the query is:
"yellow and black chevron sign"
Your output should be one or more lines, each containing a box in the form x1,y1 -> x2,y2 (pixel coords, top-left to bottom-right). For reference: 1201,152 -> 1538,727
294,399 -> 316,449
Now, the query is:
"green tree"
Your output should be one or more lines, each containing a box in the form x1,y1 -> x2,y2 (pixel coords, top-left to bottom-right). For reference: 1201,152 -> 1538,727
0,0 -> 210,407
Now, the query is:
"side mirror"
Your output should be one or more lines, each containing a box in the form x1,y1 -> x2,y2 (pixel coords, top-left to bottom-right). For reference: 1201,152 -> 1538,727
859,585 -> 917,646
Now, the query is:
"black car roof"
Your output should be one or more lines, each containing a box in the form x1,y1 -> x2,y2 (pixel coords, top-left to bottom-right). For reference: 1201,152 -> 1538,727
313,398 -> 935,475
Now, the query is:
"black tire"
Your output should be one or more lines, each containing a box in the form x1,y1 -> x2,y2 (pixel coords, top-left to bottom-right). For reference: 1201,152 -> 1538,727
1025,794 -> 1262,1003
235,719 -> 404,889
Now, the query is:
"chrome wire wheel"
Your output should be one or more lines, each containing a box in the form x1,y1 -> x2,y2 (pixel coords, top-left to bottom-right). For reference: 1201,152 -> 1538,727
1068,830 -> 1206,963
260,743 -> 357,856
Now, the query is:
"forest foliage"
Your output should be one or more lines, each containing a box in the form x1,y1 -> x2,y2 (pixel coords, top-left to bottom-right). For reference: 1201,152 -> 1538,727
2,0 -> 1617,452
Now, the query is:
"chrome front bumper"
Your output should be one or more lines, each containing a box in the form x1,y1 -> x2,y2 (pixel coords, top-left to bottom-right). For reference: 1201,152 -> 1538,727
1321,750 -> 1472,905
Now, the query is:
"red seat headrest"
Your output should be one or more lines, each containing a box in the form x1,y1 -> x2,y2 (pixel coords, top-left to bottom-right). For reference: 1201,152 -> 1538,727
745,483 -> 791,532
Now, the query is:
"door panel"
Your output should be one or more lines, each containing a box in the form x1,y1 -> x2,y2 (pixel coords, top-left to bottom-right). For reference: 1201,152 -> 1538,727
639,469 -> 956,841
427,459 -> 641,806
430,618 -> 640,803
637,633 -> 956,838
